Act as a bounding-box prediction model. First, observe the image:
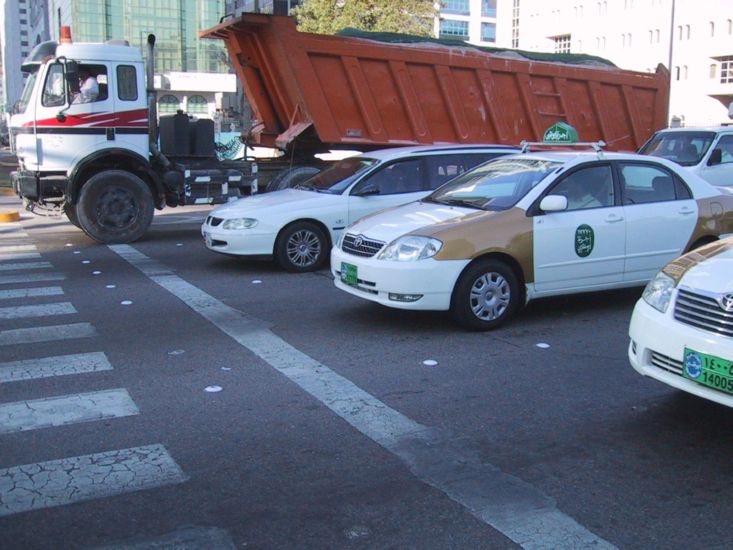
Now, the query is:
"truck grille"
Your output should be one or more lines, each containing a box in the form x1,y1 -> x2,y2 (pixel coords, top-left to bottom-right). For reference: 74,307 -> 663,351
673,288 -> 733,338
342,234 -> 385,258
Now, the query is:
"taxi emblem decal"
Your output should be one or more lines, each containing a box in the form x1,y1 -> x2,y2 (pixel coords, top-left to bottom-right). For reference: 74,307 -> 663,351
684,351 -> 703,379
574,224 -> 594,257
719,294 -> 733,313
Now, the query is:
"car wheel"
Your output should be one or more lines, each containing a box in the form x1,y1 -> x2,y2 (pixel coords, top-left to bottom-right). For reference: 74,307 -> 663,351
450,259 -> 520,330
265,166 -> 320,192
275,222 -> 328,272
64,203 -> 81,228
76,170 -> 154,244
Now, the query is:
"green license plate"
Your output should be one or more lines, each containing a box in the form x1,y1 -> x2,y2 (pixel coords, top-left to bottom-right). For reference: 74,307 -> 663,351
341,262 -> 358,286
683,348 -> 733,394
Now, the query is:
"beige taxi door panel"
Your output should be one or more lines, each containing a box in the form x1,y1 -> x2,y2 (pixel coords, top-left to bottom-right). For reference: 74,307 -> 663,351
532,163 -> 625,293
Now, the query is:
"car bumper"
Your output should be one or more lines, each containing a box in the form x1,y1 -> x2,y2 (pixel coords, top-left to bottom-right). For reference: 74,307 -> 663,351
330,247 -> 469,311
628,298 -> 733,407
201,225 -> 276,256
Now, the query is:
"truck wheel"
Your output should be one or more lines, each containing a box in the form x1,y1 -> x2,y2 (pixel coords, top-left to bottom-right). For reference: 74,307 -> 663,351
76,170 -> 154,244
64,204 -> 81,228
275,221 -> 328,272
266,166 -> 320,192
450,259 -> 521,331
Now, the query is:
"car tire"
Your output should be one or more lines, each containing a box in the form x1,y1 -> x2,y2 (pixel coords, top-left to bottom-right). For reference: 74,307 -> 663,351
450,259 -> 521,331
265,166 -> 320,192
275,221 -> 328,272
64,203 -> 81,228
76,170 -> 154,244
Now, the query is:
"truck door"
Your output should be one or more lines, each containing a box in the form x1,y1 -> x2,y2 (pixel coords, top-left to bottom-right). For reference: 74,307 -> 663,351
697,134 -> 733,187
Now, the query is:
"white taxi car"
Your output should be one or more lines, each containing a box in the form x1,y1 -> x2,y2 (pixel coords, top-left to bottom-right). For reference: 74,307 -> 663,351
201,144 -> 515,272
629,238 -> 733,407
331,150 -> 733,330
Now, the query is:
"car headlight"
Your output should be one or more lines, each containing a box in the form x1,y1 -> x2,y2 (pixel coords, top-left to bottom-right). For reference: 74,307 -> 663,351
377,236 -> 442,261
642,271 -> 675,313
222,218 -> 258,230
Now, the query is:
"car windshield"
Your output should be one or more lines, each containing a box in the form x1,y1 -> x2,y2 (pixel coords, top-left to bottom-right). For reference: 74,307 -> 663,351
426,157 -> 562,211
639,131 -> 716,167
298,157 -> 378,194
16,67 -> 39,114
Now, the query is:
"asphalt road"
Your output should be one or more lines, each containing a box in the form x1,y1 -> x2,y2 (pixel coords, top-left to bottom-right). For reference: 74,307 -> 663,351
1,199 -> 732,550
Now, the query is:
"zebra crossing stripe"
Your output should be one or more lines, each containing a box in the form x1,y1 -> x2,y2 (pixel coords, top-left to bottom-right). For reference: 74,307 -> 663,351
94,526 -> 235,550
0,352 -> 112,384
0,444 -> 188,517
0,261 -> 52,272
0,287 -> 64,301
0,272 -> 65,285
0,231 -> 29,238
0,252 -> 41,261
0,245 -> 36,255
0,302 -> 76,320
0,388 -> 139,434
0,322 -> 96,346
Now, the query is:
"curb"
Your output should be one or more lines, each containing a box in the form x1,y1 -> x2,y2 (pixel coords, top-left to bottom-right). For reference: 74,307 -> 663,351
0,187 -> 15,196
0,210 -> 20,223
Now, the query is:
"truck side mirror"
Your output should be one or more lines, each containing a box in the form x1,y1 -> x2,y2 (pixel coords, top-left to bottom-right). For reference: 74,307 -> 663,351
65,61 -> 80,94
708,148 -> 722,166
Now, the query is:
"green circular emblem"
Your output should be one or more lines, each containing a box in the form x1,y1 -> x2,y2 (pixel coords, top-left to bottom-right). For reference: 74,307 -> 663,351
575,224 -> 594,257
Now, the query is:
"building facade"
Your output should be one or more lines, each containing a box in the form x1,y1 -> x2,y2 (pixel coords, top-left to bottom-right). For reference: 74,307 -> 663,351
437,0 -> 498,45
495,0 -> 733,127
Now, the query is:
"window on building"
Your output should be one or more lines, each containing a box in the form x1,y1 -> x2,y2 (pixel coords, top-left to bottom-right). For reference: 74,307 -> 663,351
511,0 -> 520,47
159,94 -> 180,113
728,19 -> 732,34
710,22 -> 715,36
686,24 -> 691,39
655,29 -> 660,43
675,66 -> 680,80
439,19 -> 469,40
720,56 -> 733,84
443,0 -> 470,15
481,22 -> 496,42
553,34 -> 571,53
683,66 -> 688,79
710,64 -> 717,78
678,25 -> 683,40
648,30 -> 653,44
481,0 -> 497,17
627,33 -> 632,47
188,95 -> 208,114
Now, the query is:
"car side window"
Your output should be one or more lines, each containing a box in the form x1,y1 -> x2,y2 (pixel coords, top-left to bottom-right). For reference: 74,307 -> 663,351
424,152 -> 506,190
546,164 -> 614,211
717,135 -> 733,164
356,159 -> 423,195
619,163 -> 688,204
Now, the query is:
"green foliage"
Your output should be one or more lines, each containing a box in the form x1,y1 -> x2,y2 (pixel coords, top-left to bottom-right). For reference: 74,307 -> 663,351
292,0 -> 437,36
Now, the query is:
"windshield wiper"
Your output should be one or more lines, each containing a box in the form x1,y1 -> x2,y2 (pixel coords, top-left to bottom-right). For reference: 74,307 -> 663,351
435,198 -> 486,210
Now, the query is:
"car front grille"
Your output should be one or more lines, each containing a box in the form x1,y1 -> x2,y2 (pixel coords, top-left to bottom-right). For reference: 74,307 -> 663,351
207,216 -> 223,227
674,288 -> 733,338
650,351 -> 684,375
341,233 -> 385,258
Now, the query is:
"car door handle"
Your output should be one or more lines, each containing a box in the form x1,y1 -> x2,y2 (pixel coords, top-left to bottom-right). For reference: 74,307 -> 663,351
678,208 -> 695,215
605,216 -> 624,223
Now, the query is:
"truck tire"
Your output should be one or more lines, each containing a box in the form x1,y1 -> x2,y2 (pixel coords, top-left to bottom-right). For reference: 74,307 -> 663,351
64,204 -> 81,228
76,170 -> 154,244
450,259 -> 521,331
265,166 -> 320,192
275,221 -> 328,272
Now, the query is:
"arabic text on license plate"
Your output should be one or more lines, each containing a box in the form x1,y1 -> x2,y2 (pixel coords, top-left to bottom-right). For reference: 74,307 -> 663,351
683,348 -> 733,394
341,262 -> 358,286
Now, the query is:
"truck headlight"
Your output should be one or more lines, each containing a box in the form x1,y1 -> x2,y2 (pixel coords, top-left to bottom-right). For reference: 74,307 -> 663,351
222,218 -> 258,230
377,236 -> 442,261
642,271 -> 675,313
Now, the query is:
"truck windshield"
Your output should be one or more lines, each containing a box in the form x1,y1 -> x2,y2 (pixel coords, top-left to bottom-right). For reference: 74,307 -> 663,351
16,68 -> 39,114
301,157 -> 377,194
426,158 -> 561,211
639,131 -> 716,166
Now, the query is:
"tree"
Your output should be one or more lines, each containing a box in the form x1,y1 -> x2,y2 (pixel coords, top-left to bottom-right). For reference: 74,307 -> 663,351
292,0 -> 437,36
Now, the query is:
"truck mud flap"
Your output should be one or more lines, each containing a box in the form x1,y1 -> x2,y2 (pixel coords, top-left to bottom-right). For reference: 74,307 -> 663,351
182,168 -> 244,205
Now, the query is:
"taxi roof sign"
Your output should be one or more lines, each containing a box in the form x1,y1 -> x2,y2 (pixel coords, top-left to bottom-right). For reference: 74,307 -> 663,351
543,122 -> 579,144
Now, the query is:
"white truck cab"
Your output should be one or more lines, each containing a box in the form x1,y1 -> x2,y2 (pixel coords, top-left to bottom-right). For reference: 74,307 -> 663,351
638,126 -> 733,189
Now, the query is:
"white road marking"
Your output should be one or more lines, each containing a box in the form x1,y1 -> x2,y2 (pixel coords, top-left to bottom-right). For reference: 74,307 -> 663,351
0,287 -> 64,301
93,526 -> 235,550
0,261 -> 52,271
0,388 -> 139,434
0,231 -> 29,239
0,252 -> 41,261
0,322 -> 96,346
0,352 -> 112,383
111,244 -> 615,550
0,272 -> 65,285
0,302 -> 76,320
0,245 -> 36,255
0,444 -> 187,517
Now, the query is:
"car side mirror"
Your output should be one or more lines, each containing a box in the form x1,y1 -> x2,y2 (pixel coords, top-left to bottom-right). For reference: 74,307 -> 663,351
539,195 -> 568,212
353,183 -> 379,197
708,148 -> 722,166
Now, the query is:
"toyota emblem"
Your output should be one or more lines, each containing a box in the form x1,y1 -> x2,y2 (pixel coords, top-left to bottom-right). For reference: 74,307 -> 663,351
719,293 -> 733,313
353,236 -> 364,248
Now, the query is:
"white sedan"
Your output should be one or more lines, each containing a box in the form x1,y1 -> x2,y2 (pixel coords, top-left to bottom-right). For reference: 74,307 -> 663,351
331,150 -> 733,330
201,145 -> 515,271
629,238 -> 733,407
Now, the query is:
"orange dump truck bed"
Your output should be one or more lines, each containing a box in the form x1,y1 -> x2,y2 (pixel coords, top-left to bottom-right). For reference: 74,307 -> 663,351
201,14 -> 669,154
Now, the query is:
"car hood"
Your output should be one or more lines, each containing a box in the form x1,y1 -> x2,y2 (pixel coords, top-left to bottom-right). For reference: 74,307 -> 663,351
669,239 -> 733,293
345,200 -> 479,242
209,189 -> 341,218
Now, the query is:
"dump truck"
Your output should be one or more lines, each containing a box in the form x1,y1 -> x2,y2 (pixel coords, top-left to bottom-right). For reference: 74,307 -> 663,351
9,14 -> 669,244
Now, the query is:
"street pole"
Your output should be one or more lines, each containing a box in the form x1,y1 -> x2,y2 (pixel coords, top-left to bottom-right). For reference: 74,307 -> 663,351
667,0 -> 676,126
